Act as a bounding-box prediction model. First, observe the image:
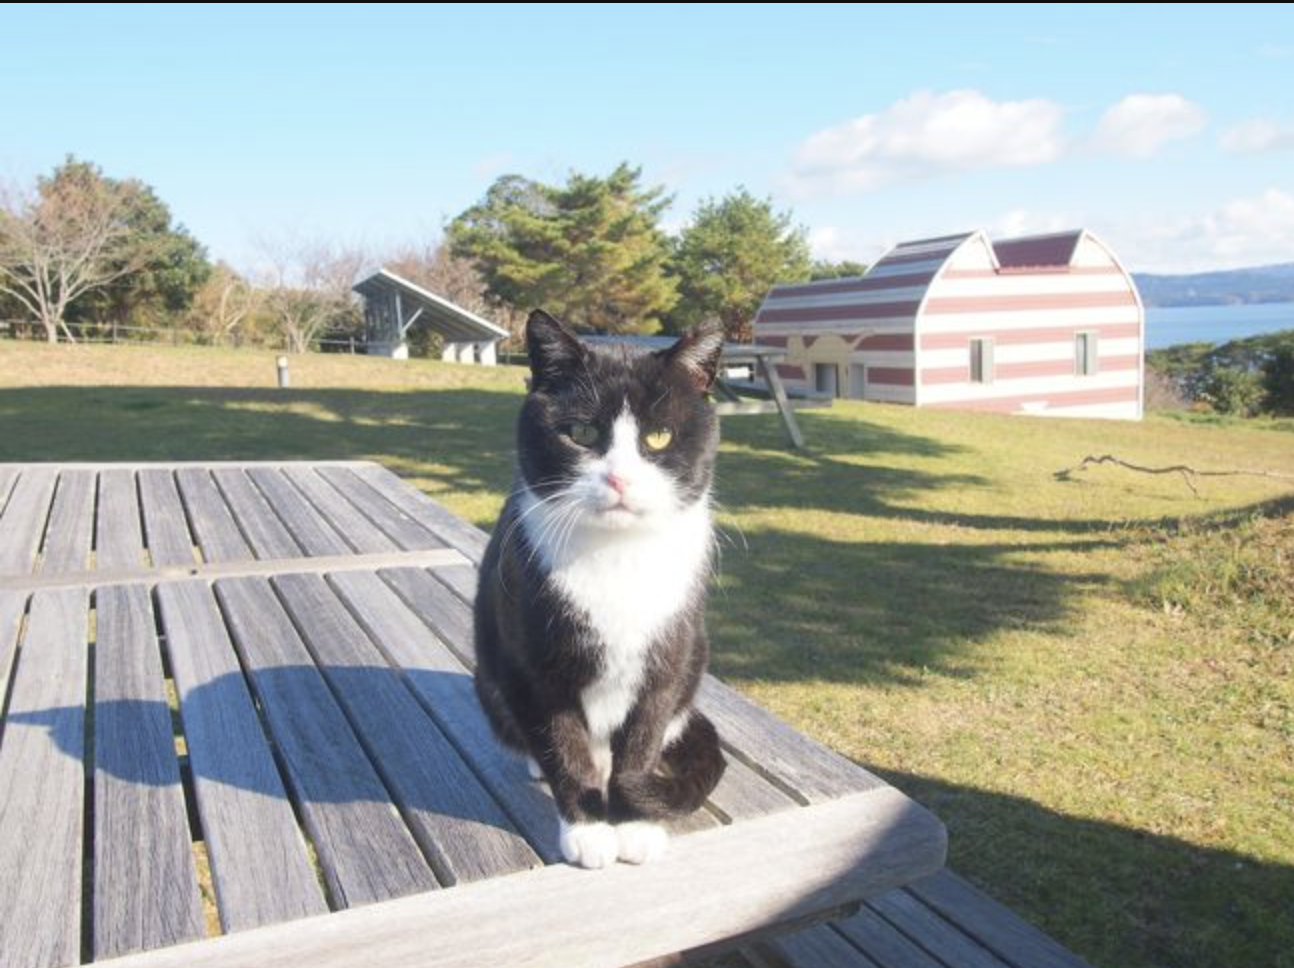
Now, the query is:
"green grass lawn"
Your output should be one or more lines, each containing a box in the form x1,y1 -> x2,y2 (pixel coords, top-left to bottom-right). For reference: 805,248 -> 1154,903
3,341 -> 1292,968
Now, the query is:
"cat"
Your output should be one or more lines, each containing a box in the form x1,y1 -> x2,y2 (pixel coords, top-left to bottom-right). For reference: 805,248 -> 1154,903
474,309 -> 728,869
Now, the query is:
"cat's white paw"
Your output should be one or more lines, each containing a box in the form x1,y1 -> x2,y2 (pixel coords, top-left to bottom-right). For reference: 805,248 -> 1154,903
616,821 -> 668,864
559,820 -> 619,869
525,756 -> 544,781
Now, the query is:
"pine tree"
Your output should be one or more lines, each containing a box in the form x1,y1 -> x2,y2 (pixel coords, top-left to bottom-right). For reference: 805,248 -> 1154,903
667,189 -> 811,341
448,164 -> 677,333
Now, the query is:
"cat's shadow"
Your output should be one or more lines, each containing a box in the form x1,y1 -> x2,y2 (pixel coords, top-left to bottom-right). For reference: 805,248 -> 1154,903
8,665 -> 541,833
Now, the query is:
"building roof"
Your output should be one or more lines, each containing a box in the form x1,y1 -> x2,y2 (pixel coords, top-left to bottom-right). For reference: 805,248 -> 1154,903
754,232 -> 976,332
754,228 -> 1130,335
991,230 -> 1084,269
352,269 -> 509,342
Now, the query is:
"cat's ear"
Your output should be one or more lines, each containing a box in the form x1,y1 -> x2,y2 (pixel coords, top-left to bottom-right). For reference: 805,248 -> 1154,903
526,309 -> 586,390
659,321 -> 724,391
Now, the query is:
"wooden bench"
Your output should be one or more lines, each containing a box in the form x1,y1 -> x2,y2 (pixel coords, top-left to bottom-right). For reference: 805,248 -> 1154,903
735,867 -> 1094,968
0,461 -> 950,968
579,336 -> 824,448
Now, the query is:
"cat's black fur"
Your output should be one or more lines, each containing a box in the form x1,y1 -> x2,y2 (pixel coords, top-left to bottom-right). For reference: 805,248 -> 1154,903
474,310 -> 727,835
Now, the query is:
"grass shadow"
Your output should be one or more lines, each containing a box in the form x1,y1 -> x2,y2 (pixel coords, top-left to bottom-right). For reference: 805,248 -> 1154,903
707,525 -> 1115,686
871,767 -> 1294,968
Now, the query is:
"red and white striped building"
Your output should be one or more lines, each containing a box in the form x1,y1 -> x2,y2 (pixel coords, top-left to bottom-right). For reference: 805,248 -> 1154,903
754,229 -> 1144,419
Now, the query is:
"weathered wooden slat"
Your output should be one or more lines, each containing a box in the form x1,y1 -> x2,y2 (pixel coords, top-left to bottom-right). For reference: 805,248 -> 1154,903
696,677 -> 882,804
832,904 -> 947,968
211,469 -> 303,561
0,587 -> 87,968
866,889 -> 1008,968
40,469 -> 96,574
155,580 -> 327,932
0,460 -> 370,471
105,787 -> 946,968
314,466 -> 446,551
379,567 -> 475,663
245,468 -> 352,557
757,355 -> 806,450
281,467 -> 400,555
0,467 -> 58,575
93,584 -> 205,960
1,549 -> 467,595
325,569 -> 562,860
213,578 -> 436,907
273,573 -> 540,884
138,470 -> 197,568
0,467 -> 19,514
763,925 -> 879,968
706,757 -> 799,823
908,870 -> 1094,968
175,469 -> 253,563
96,469 -> 146,571
353,464 -> 490,564
427,562 -> 477,604
0,591 -> 27,716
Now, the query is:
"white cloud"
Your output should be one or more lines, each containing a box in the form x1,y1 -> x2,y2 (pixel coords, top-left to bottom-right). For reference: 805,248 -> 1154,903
806,225 -> 891,265
1091,94 -> 1206,159
1106,188 -> 1294,272
1220,118 -> 1294,154
990,208 -> 1078,240
471,152 -> 514,179
788,89 -> 1066,196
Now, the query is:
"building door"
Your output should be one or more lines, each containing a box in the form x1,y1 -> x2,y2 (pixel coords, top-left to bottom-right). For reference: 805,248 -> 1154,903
848,364 -> 867,400
814,363 -> 838,397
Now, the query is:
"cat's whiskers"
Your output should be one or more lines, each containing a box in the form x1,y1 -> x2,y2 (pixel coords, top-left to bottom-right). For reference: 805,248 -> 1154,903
498,480 -> 575,551
701,493 -> 745,592
523,493 -> 586,571
551,495 -> 590,565
497,481 -> 579,595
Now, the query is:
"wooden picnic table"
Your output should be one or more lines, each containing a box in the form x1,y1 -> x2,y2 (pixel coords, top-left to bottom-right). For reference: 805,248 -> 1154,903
0,461 -> 945,968
580,336 -> 829,448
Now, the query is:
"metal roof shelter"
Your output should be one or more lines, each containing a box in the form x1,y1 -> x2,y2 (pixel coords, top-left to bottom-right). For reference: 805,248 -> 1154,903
352,269 -> 509,363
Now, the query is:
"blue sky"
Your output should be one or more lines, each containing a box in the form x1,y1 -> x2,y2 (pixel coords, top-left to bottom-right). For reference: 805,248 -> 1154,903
3,3 -> 1293,272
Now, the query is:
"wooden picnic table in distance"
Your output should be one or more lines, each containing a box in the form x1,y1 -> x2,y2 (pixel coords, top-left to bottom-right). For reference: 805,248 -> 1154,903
0,460 -> 945,968
580,335 -> 830,449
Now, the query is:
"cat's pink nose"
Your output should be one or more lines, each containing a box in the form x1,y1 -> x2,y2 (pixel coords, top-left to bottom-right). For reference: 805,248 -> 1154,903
605,472 -> 629,495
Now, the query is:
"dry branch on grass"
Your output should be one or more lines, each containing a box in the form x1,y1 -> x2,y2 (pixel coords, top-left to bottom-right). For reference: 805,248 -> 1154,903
1055,454 -> 1294,497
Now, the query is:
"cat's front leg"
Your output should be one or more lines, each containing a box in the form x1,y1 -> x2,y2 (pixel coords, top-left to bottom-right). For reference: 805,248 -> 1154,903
532,708 -> 619,869
606,697 -> 676,864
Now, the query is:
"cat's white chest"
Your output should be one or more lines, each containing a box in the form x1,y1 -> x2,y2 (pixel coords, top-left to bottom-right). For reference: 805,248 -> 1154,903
521,495 -> 711,742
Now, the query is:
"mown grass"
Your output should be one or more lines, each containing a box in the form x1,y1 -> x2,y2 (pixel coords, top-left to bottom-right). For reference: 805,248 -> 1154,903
1153,407 -> 1294,434
2,340 -> 1292,968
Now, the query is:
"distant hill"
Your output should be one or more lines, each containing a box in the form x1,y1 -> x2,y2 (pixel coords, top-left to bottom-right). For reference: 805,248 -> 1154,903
1133,263 -> 1294,307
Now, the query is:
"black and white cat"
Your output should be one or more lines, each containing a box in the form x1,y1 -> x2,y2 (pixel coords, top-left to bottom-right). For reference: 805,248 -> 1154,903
474,309 -> 727,869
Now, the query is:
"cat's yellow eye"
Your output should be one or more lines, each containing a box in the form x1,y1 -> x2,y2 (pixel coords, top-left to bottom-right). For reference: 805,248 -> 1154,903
644,429 -> 673,451
567,421 -> 599,447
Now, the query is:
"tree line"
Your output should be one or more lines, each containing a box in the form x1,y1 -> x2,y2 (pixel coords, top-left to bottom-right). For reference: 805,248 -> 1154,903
0,157 -> 863,353
1148,331 -> 1294,417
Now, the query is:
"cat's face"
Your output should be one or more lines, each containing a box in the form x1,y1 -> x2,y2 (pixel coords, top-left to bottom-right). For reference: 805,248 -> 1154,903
517,311 -> 723,532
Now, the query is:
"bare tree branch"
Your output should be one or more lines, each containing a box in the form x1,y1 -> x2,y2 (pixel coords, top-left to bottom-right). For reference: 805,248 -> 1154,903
256,238 -> 365,353
0,175 -> 161,342
187,263 -> 263,342
1055,454 -> 1294,497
